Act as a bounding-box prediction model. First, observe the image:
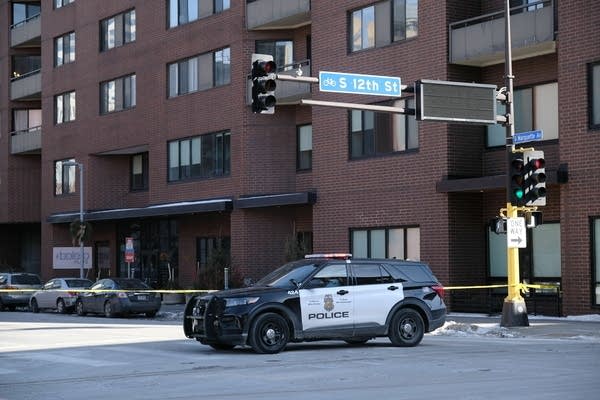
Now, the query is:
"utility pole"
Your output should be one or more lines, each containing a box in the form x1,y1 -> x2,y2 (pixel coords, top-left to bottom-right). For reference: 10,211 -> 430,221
501,0 -> 529,327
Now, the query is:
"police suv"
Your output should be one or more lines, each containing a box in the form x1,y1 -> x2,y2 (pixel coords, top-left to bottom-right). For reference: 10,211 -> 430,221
184,254 -> 446,354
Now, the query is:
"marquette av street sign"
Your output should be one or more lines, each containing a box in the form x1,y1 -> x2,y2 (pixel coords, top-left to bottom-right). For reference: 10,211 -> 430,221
513,130 -> 543,145
319,71 -> 402,97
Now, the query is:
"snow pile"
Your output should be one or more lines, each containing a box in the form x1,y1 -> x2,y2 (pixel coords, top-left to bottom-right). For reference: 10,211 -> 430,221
431,321 -> 521,338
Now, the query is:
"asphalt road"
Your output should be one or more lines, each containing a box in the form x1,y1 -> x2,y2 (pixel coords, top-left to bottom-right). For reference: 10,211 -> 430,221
1,310 -> 599,400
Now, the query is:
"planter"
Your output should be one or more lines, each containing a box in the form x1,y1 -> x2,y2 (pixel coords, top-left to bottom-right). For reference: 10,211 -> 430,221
162,292 -> 185,305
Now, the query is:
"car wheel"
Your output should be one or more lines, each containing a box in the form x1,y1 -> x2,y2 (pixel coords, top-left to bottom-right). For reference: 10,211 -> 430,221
248,312 -> 289,354
76,300 -> 86,316
344,338 -> 370,345
30,298 -> 40,313
104,301 -> 116,318
389,308 -> 424,347
209,343 -> 236,351
145,311 -> 157,318
56,299 -> 67,314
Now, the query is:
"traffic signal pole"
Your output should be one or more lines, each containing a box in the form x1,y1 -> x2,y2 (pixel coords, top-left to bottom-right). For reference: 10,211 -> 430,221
501,0 -> 529,327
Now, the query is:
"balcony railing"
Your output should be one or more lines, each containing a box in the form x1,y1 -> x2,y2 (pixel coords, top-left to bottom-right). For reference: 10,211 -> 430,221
10,13 -> 41,48
11,126 -> 42,154
10,69 -> 42,100
247,59 -> 312,106
246,0 -> 310,30
449,0 -> 555,67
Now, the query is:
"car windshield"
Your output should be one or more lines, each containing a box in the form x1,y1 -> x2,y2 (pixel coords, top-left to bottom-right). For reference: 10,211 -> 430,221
114,279 -> 150,290
12,274 -> 41,285
65,279 -> 93,288
254,261 -> 318,288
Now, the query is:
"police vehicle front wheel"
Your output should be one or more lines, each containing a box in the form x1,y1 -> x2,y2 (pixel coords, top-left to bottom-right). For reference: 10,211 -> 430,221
389,309 -> 424,347
248,312 -> 289,354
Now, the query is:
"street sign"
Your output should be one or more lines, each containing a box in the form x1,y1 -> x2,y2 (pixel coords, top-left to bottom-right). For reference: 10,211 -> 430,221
507,217 -> 527,249
415,79 -> 497,124
125,237 -> 135,263
319,71 -> 402,97
513,130 -> 543,145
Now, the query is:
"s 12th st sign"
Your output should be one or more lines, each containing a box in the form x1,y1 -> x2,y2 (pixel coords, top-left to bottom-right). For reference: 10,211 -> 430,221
319,71 -> 402,97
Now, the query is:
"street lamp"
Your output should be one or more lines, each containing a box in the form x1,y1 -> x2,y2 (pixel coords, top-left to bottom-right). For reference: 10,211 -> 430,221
63,160 -> 85,279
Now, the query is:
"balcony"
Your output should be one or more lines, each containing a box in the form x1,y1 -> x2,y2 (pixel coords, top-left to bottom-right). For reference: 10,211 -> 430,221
247,0 -> 310,30
11,127 -> 42,155
449,0 -> 555,67
11,14 -> 41,48
247,60 -> 312,106
10,70 -> 42,101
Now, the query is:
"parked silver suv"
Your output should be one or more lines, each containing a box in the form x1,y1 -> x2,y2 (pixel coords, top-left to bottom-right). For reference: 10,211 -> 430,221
0,272 -> 42,311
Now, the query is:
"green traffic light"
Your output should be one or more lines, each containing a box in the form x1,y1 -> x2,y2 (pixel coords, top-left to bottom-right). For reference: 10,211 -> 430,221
514,188 -> 524,199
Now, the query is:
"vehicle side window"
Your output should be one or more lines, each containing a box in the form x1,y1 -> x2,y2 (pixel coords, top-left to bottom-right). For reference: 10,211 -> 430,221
43,280 -> 54,290
52,280 -> 62,289
90,282 -> 103,290
309,264 -> 348,288
352,264 -> 394,285
0,275 -> 7,284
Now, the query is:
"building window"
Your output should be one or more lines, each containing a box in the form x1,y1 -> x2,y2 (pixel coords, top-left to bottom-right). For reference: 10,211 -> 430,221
12,2 -> 40,26
55,32 -> 75,67
11,55 -> 41,79
350,0 -> 418,52
351,227 -> 420,260
196,236 -> 230,269
168,0 -> 230,28
55,0 -> 74,9
488,222 -> 561,281
55,158 -> 76,195
593,218 -> 600,306
131,153 -> 148,191
101,9 -> 136,52
256,40 -> 293,70
297,124 -> 312,170
168,47 -> 230,97
350,98 -> 417,158
487,82 -> 558,147
12,109 -> 41,134
55,91 -> 76,124
101,74 -> 136,114
589,62 -> 600,129
168,131 -> 231,182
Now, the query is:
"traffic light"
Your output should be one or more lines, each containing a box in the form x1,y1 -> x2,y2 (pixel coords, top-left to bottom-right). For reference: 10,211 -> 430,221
251,53 -> 276,114
490,217 -> 507,234
509,153 -> 526,206
523,150 -> 546,206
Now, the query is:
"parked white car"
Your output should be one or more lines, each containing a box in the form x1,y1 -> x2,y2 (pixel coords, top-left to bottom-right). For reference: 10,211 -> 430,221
30,278 -> 93,314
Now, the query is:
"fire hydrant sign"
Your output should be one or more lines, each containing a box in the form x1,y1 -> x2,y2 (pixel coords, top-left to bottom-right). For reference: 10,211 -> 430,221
125,237 -> 135,263
507,217 -> 527,248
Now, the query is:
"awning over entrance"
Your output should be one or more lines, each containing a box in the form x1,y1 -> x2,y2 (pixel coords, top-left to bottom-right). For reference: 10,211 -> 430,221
47,198 -> 233,223
235,191 -> 317,209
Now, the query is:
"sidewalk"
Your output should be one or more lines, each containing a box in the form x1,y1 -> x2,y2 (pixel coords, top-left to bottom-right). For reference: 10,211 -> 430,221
445,313 -> 600,341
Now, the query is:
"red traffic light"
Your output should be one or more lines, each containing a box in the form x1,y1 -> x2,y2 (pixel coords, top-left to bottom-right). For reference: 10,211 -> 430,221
252,60 -> 276,78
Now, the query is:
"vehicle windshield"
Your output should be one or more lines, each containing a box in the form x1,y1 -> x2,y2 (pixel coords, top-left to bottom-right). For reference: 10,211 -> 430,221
65,279 -> 93,288
114,279 -> 150,290
254,261 -> 318,288
12,274 -> 41,285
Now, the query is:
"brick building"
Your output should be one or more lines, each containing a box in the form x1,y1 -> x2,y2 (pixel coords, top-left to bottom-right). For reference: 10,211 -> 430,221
1,0 -> 599,316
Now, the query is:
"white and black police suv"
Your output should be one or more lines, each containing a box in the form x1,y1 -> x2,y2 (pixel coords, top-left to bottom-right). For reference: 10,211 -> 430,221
184,254 -> 446,354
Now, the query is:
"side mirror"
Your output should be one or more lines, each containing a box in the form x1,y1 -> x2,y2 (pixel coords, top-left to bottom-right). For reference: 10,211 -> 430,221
290,279 -> 302,289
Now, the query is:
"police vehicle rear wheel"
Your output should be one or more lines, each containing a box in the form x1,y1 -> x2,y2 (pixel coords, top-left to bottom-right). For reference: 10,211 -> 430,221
248,312 -> 289,354
389,309 -> 424,347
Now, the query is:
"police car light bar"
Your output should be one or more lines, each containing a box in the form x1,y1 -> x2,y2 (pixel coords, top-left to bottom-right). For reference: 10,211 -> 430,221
304,253 -> 353,260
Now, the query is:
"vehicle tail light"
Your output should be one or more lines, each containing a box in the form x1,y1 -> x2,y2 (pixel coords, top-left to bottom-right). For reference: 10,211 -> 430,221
4,286 -> 16,290
67,291 -> 78,296
431,285 -> 445,298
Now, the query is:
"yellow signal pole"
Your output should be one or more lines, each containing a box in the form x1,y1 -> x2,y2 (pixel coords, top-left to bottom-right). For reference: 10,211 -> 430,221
501,0 -> 528,327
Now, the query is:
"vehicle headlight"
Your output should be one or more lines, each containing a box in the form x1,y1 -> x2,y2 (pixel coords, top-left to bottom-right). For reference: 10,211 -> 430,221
224,297 -> 259,307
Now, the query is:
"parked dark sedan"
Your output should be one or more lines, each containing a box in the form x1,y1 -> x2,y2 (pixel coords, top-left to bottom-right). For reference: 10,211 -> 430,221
75,278 -> 161,318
